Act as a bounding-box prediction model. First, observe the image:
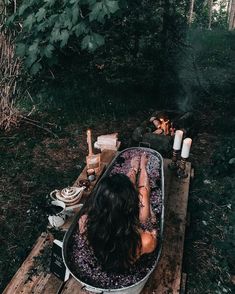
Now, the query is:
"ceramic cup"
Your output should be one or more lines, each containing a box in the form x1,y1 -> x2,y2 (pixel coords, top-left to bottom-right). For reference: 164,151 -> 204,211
48,200 -> 66,228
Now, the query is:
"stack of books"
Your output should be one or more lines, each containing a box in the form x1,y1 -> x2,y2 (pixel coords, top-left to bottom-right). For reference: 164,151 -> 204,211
94,133 -> 120,151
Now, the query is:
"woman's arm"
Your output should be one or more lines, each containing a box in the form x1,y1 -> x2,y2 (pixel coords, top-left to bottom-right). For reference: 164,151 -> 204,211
79,214 -> 87,234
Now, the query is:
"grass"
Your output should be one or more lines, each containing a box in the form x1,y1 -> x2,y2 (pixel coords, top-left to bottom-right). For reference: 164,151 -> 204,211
185,142 -> 235,293
0,28 -> 235,293
179,29 -> 235,293
0,126 -> 84,290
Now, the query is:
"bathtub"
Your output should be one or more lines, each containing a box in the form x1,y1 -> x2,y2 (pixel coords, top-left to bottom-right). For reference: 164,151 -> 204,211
62,147 -> 164,294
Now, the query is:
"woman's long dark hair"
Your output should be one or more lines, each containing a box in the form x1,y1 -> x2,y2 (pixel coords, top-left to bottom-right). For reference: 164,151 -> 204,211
80,174 -> 141,273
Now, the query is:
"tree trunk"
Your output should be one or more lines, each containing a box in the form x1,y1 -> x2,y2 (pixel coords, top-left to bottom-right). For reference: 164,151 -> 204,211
229,0 -> 235,30
188,0 -> 195,26
208,0 -> 213,30
227,0 -> 231,23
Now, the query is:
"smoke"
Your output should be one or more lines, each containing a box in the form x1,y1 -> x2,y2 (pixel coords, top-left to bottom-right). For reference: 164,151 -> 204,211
176,62 -> 195,112
177,95 -> 192,112
176,45 -> 198,112
176,29 -> 234,114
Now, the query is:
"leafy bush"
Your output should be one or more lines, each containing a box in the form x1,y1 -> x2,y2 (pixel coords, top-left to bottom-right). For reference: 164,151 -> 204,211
192,0 -> 228,29
3,1 -> 187,122
7,0 -> 121,74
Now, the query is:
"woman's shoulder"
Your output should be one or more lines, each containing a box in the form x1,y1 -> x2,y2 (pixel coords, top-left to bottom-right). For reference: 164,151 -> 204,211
140,229 -> 157,255
78,214 -> 88,234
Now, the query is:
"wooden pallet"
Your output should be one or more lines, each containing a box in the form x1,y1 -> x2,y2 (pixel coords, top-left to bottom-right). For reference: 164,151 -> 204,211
3,151 -> 192,294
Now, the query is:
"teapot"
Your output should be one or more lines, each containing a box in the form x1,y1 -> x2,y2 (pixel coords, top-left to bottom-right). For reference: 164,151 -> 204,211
50,186 -> 85,205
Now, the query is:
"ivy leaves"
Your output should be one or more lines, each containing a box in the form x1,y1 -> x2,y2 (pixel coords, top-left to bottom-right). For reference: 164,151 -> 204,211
23,14 -> 36,30
89,1 -> 119,22
44,44 -> 54,58
9,0 -> 121,74
35,8 -> 46,22
16,43 -> 26,57
81,33 -> 105,50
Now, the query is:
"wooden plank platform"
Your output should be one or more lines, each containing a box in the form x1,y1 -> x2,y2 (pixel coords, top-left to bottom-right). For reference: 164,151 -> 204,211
3,151 -> 191,294
2,233 -> 64,294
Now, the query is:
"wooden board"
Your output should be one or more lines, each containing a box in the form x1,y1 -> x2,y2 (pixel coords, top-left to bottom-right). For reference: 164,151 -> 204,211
2,233 -> 63,294
142,160 -> 191,294
3,154 -> 191,294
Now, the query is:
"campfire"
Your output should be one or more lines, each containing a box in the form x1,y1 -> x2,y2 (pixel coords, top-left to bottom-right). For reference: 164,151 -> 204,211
150,116 -> 175,136
132,110 -> 195,154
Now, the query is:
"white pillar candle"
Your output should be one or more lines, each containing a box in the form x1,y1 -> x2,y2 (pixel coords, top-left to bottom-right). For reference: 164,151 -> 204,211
181,138 -> 192,158
173,130 -> 183,150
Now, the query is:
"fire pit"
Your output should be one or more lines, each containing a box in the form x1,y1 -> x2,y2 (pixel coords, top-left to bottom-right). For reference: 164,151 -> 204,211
132,110 -> 195,154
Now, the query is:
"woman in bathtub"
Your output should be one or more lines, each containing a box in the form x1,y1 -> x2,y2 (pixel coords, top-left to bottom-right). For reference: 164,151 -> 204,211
78,153 -> 157,273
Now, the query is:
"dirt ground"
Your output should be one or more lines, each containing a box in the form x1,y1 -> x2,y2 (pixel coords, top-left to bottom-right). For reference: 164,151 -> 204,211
0,109 -> 234,293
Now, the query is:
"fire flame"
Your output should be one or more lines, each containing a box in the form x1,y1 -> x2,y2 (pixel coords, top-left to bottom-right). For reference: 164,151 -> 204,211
152,117 -> 175,136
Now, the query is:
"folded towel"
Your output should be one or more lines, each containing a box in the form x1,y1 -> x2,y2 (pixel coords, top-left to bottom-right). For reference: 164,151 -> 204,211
94,141 -> 121,151
97,133 -> 118,145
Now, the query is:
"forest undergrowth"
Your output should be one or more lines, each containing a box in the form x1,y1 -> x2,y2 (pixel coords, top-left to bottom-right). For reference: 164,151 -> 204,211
181,29 -> 235,294
0,29 -> 235,293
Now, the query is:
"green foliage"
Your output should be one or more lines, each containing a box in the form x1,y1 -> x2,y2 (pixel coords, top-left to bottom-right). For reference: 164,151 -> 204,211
212,1 -> 228,29
5,0 -> 188,88
4,0 -> 186,114
29,0 -> 186,109
7,0 -> 121,73
193,0 -> 228,29
81,32 -> 105,50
